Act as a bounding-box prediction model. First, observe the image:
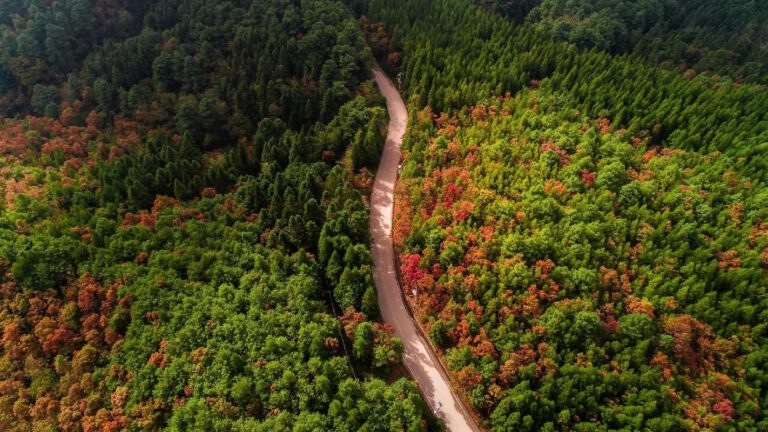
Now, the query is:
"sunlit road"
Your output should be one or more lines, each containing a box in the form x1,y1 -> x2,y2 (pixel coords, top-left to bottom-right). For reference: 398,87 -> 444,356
369,68 -> 482,432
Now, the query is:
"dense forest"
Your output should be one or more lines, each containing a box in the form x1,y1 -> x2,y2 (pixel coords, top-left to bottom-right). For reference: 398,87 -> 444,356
479,0 -> 768,83
349,0 -> 768,430
352,0 -> 768,180
2,0 -> 768,430
0,0 -> 434,430
395,95 -> 767,430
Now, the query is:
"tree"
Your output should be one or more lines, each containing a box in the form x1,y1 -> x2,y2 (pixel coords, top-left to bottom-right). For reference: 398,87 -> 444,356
350,109 -> 385,170
10,234 -> 82,291
361,286 -> 379,319
93,78 -> 116,114
353,322 -> 374,361
31,84 -> 59,116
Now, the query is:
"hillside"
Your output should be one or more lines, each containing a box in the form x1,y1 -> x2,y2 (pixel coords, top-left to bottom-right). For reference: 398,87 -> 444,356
480,0 -> 768,83
0,0 -> 433,430
395,93 -> 766,430
1,0 -> 767,430
351,0 -> 768,429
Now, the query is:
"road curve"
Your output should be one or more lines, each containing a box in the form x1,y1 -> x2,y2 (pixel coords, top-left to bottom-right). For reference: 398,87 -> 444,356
369,68 -> 482,432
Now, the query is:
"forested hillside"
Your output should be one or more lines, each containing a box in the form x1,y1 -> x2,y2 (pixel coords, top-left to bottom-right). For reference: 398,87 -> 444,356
0,0 -> 433,430
2,0 -> 767,430
479,0 -> 768,83
349,0 -> 768,430
395,95 -> 767,430
352,0 -> 768,178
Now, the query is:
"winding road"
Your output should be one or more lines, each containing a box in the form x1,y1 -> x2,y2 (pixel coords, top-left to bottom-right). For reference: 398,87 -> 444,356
369,68 -> 482,432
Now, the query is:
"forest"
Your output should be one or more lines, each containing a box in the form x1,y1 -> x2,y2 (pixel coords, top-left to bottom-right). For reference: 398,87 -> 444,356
349,0 -> 768,430
0,0 -> 434,430
394,94 -> 767,430
479,0 -> 768,83
1,0 -> 767,430
353,0 -> 768,181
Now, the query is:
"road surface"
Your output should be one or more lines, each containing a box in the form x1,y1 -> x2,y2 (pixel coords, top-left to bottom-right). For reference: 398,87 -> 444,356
369,68 -> 482,432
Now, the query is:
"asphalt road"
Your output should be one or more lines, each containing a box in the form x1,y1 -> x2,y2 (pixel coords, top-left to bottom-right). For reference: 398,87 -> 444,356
369,68 -> 482,432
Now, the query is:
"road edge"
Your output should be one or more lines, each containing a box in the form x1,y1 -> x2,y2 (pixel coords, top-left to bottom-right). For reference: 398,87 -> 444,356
370,66 -> 485,432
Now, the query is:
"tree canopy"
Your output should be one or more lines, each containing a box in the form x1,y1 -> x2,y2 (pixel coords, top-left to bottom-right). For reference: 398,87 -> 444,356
0,0 -> 434,430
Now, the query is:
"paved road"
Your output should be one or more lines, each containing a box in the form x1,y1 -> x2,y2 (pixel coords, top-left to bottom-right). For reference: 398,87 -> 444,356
369,68 -> 482,432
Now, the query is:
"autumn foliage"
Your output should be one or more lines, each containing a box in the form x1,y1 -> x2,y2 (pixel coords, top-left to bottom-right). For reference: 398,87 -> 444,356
0,274 -> 130,431
393,94 -> 767,428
